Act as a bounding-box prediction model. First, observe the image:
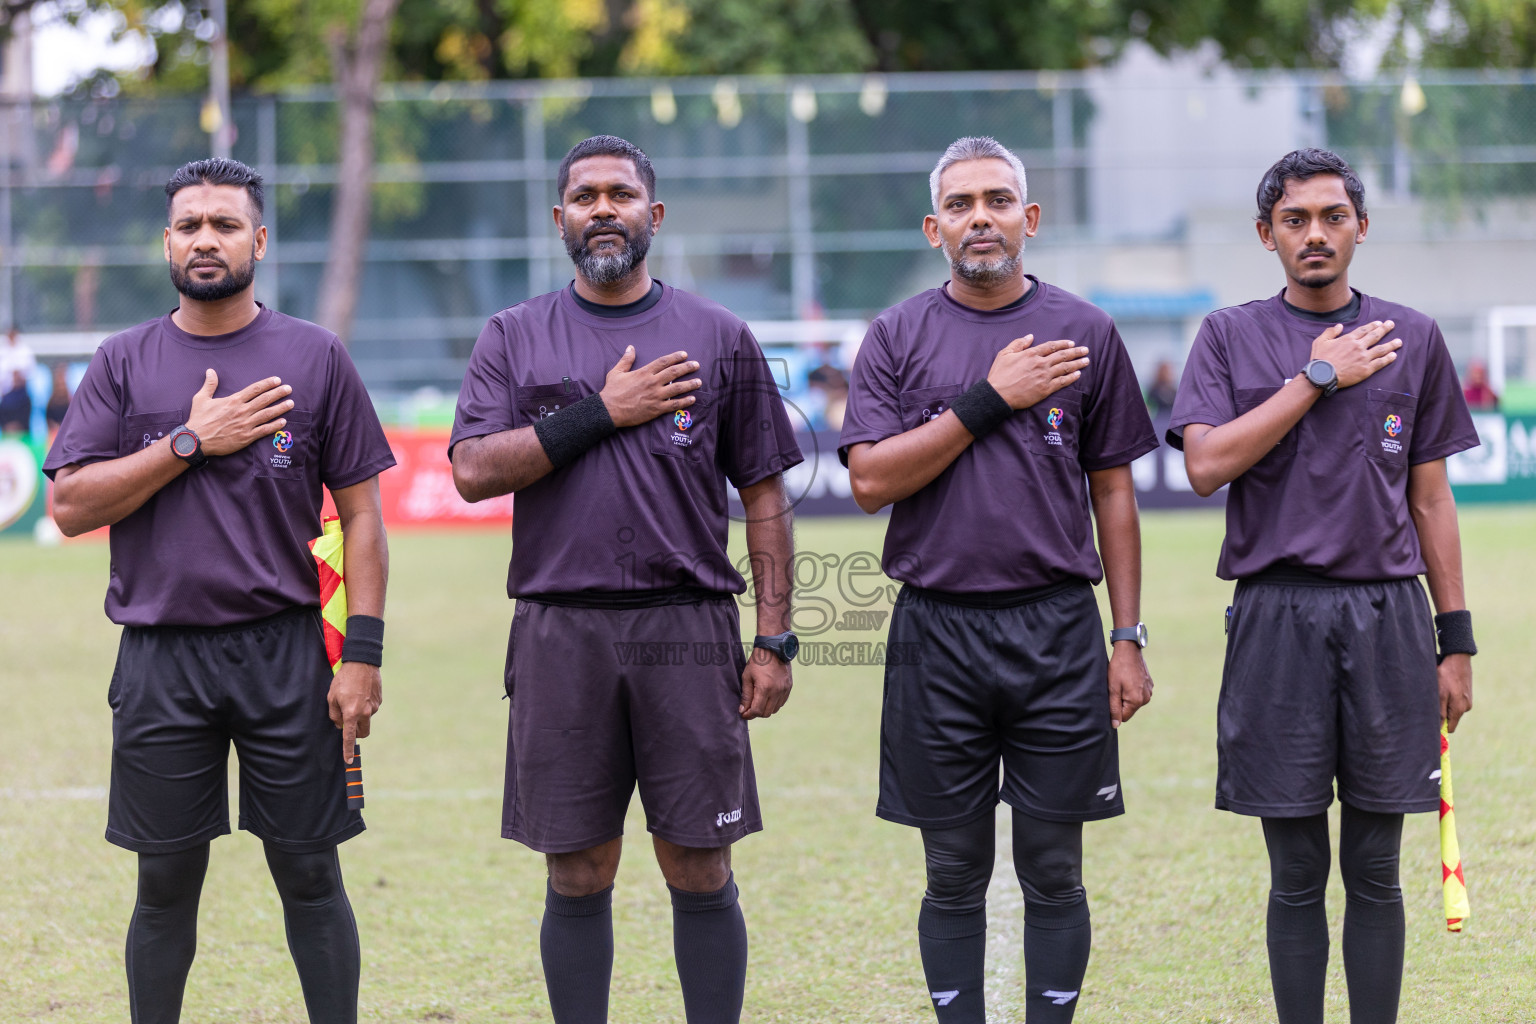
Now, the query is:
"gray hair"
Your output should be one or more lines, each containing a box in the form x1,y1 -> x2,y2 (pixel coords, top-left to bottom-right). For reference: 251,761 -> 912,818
929,136 -> 1028,212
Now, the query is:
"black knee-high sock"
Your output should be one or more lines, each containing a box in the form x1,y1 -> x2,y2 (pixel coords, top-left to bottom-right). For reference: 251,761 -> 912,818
540,882 -> 614,1024
127,843 -> 210,1024
1339,804 -> 1406,1024
264,844 -> 360,1024
670,873 -> 748,1024
918,815 -> 994,1024
1014,810 -> 1090,1023
1262,815 -> 1331,1024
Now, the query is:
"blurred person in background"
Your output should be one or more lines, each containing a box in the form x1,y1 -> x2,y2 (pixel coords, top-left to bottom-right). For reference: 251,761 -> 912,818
1168,148 -> 1478,1024
44,158 -> 395,1024
1145,360 -> 1179,418
46,362 -> 73,440
1461,361 -> 1499,411
1,326 -> 36,435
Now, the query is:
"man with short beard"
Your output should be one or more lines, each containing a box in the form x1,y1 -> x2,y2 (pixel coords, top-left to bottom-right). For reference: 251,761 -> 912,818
1169,148 -> 1478,1024
840,136 -> 1158,1024
44,158 -> 395,1023
450,135 -> 802,1024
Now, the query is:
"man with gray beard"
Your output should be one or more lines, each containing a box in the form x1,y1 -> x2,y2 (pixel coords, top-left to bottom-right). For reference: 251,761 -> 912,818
451,135 -> 803,1023
840,137 -> 1158,1023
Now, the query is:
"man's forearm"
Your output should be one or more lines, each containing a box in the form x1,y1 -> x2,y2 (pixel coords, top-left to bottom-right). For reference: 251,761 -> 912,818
741,474 -> 793,635
451,427 -> 555,501
1183,376 -> 1320,496
1088,465 -> 1142,630
337,507 -> 388,620
52,441 -> 188,536
1409,460 -> 1467,614
846,413 -> 976,512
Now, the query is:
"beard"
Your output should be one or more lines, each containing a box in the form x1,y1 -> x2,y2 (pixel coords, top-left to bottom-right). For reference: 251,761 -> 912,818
565,219 -> 653,285
170,251 -> 257,302
1292,247 -> 1341,289
941,233 -> 1023,286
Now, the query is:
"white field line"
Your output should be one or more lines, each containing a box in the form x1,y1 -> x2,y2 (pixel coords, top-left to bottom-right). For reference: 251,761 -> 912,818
986,804 -> 1023,1024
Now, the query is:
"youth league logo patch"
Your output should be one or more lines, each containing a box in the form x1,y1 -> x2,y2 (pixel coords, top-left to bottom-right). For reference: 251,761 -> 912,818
1043,407 -> 1065,446
1047,407 -> 1064,429
1381,414 -> 1405,456
671,407 -> 695,448
270,429 -> 295,469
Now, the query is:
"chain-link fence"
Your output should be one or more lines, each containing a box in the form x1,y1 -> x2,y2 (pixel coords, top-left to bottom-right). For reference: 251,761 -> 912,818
4,69 -> 1536,396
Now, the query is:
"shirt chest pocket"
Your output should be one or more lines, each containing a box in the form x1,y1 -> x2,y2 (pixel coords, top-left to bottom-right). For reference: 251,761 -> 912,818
898,385 -> 964,432
1363,389 -> 1416,467
1234,386 -> 1297,462
514,381 -> 590,428
120,410 -> 184,456
1018,391 -> 1083,459
254,410 -> 314,480
650,390 -> 714,462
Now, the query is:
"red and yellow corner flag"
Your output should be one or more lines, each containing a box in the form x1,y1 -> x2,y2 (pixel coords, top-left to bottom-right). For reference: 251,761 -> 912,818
1440,722 -> 1469,932
309,516 -> 348,674
309,516 -> 363,809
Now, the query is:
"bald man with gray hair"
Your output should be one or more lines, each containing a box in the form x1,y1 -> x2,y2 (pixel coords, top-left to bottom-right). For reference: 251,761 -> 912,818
840,136 -> 1158,1023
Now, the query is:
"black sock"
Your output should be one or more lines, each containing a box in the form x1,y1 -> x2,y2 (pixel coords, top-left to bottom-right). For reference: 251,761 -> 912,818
1014,810 -> 1090,1023
264,844 -> 360,1024
1340,804 -> 1406,1024
918,902 -> 988,1024
919,815 -> 994,1023
670,874 -> 748,1024
1262,815 -> 1331,1024
540,882 -> 614,1024
127,843 -> 210,1024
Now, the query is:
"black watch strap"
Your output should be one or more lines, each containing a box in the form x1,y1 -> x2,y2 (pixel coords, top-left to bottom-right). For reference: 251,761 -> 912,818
1109,623 -> 1148,648
753,631 -> 799,663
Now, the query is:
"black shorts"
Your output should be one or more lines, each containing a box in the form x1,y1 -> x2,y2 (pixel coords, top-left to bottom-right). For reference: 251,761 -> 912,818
107,607 -> 363,855
878,582 -> 1123,829
1217,571 -> 1440,817
501,596 -> 761,853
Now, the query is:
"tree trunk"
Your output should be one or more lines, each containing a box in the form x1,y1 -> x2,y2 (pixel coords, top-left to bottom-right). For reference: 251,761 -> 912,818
314,0 -> 401,346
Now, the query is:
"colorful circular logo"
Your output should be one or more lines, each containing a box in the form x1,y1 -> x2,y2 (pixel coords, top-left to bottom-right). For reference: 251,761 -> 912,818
273,430 -> 294,452
1383,415 -> 1402,437
1047,408 -> 1064,429
674,409 -> 693,431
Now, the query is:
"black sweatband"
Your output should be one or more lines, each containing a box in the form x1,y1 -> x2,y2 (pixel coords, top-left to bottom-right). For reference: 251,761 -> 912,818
533,392 -> 617,469
947,379 -> 1013,439
1434,610 -> 1476,663
342,615 -> 385,666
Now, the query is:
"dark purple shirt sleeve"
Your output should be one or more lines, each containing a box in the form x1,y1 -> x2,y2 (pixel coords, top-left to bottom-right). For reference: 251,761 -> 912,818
1079,322 -> 1158,470
449,317 -> 515,459
1409,323 -> 1480,464
837,320 -> 903,464
1165,315 -> 1235,451
42,348 -> 122,478
318,341 -> 397,490
718,327 -> 804,488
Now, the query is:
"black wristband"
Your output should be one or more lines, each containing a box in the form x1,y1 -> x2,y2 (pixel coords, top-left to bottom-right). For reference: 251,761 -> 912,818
341,614 -> 385,667
1433,610 -> 1476,663
533,392 -> 618,469
948,379 -> 1013,440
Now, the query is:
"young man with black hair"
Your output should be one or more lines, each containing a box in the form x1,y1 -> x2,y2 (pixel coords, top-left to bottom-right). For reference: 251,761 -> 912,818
450,135 -> 802,1024
840,136 -> 1157,1024
44,158 -> 395,1023
1168,147 -> 1479,1024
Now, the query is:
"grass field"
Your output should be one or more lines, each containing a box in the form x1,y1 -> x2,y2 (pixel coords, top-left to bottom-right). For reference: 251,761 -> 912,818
3,509 -> 1534,1023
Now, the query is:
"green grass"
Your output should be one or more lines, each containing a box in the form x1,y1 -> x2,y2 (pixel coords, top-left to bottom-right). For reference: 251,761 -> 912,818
3,509 -> 1534,1022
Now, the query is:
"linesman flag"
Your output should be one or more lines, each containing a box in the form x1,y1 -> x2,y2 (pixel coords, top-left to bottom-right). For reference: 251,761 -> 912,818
1439,722 -> 1468,932
310,516 -> 364,809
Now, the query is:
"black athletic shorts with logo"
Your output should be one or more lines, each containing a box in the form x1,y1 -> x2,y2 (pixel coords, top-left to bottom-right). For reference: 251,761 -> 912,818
1217,567 -> 1441,817
501,592 -> 761,853
878,580 -> 1123,829
107,606 -> 363,854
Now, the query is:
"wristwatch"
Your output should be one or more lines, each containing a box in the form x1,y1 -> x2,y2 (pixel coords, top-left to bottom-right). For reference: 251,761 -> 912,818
1301,359 -> 1338,398
753,631 -> 800,663
168,424 -> 209,469
1109,623 -> 1148,649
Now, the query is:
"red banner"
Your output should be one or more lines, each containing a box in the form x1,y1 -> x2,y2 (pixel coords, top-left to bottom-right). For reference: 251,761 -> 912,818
326,430 -> 514,529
